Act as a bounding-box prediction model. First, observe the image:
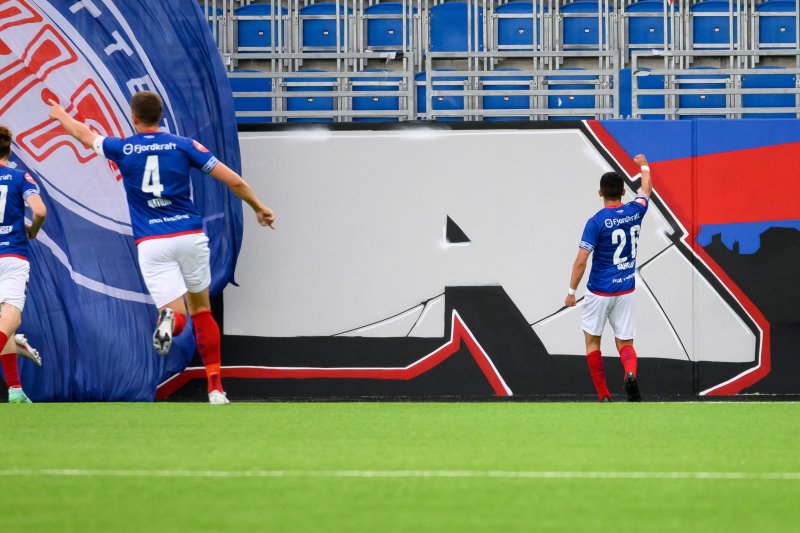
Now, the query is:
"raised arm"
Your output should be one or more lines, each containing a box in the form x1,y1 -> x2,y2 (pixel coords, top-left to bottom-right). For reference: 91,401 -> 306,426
565,247 -> 591,307
634,153 -> 652,198
47,99 -> 99,149
25,194 -> 47,240
208,162 -> 276,228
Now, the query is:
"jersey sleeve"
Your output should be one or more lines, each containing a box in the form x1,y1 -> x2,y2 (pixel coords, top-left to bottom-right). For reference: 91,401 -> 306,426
185,139 -> 219,174
579,218 -> 599,252
93,136 -> 125,161
630,194 -> 649,213
21,172 -> 41,201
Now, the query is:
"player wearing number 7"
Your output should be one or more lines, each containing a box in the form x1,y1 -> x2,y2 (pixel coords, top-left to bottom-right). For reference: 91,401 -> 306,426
0,126 -> 47,403
565,155 -> 652,402
48,92 -> 275,405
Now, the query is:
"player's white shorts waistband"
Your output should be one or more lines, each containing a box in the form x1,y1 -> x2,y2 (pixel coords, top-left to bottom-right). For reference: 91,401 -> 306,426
137,232 -> 211,308
581,290 -> 636,340
0,256 -> 30,313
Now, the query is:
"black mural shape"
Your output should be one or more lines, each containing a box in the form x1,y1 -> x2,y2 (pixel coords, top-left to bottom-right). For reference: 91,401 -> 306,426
446,216 -> 471,244
703,227 -> 800,394
167,286 -> 757,401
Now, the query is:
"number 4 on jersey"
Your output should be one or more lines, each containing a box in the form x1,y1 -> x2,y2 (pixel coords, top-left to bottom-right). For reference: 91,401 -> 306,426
142,155 -> 164,197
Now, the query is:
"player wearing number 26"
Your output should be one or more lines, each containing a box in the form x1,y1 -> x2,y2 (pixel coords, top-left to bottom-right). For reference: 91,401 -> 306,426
565,155 -> 652,402
48,92 -> 275,404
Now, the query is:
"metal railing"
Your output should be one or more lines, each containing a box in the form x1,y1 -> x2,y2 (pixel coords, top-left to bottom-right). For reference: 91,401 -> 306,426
204,1 -> 800,122
203,0 -> 800,65
422,50 -> 619,120
630,49 -> 800,118
229,53 -> 415,121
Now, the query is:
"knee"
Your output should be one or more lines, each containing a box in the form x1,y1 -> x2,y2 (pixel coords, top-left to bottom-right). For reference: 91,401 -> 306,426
0,305 -> 22,332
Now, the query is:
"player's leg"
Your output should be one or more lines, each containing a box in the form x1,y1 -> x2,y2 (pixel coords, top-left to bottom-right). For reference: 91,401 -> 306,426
153,295 -> 189,356
609,293 -> 640,402
581,292 -> 612,402
179,234 -> 228,404
0,259 -> 32,403
185,288 -> 227,404
615,338 -> 636,376
0,304 -> 29,403
137,238 -> 189,355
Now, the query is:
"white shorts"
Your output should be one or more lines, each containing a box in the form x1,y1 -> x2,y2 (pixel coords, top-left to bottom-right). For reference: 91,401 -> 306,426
581,291 -> 636,340
0,256 -> 30,312
137,232 -> 211,308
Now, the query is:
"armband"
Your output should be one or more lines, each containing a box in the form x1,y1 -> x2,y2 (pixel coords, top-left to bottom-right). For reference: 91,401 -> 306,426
92,136 -> 106,157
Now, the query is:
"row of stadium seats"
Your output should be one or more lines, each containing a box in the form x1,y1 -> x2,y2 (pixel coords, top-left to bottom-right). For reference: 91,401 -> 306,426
229,64 -> 799,121
204,0 -> 800,62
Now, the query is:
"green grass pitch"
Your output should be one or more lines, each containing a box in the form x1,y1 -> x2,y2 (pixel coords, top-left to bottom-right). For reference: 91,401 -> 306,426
2,402 -> 799,532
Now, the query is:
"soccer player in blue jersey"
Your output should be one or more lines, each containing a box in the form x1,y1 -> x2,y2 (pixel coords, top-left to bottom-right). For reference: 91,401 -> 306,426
48,92 -> 275,405
0,126 -> 47,403
565,155 -> 651,402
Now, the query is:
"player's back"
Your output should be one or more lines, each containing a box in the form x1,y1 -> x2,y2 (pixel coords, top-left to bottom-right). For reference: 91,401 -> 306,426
582,195 -> 648,295
96,132 -> 218,243
0,166 -> 40,260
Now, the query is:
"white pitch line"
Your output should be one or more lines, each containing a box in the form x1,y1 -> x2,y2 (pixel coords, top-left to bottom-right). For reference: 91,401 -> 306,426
0,469 -> 799,481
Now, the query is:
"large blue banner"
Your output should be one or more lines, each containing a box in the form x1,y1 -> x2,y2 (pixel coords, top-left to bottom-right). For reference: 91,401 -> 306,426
0,0 -> 242,400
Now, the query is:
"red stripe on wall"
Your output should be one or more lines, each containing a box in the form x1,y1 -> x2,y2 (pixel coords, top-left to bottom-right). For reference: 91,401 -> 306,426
156,311 -> 511,399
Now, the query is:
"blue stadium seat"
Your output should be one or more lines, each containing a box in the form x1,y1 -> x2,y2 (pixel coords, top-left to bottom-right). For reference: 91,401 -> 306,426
619,67 -> 665,119
756,0 -> 798,49
481,68 -> 533,121
300,3 -> 352,51
677,67 -> 727,119
741,66 -> 797,118
546,68 -> 598,120
229,70 -> 273,124
364,3 -> 416,51
235,4 -> 287,52
690,0 -> 741,49
352,69 -> 403,122
429,2 -> 485,52
494,2 -> 548,51
285,70 -> 337,122
415,69 -> 466,121
625,0 -> 673,49
561,1 -> 613,49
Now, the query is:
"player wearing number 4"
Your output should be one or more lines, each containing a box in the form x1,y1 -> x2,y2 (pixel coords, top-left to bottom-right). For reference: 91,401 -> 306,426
565,155 -> 652,402
0,126 -> 47,403
48,92 -> 275,405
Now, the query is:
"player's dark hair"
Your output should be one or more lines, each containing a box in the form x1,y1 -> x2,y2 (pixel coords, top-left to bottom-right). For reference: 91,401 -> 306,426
0,125 -> 11,160
131,91 -> 163,127
600,171 -> 625,200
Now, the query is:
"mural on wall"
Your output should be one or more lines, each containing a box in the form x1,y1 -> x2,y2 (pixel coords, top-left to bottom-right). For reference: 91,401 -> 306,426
159,122 -> 799,401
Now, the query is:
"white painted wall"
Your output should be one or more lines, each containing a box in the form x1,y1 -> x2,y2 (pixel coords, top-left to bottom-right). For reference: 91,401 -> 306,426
226,127 -> 756,363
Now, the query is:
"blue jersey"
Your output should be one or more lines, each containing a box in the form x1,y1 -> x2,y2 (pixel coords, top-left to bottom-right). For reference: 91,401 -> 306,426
0,165 -> 41,260
94,132 -> 219,243
579,195 -> 649,295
